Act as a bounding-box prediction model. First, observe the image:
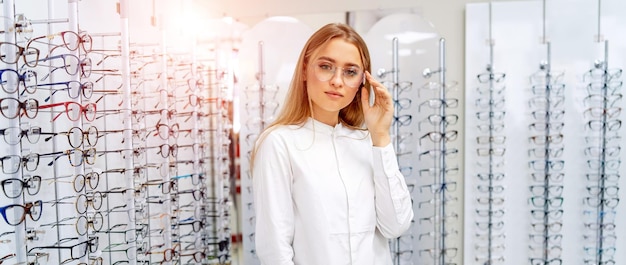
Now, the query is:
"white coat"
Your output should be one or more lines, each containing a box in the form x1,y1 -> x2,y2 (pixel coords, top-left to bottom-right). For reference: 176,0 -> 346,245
253,118 -> 414,265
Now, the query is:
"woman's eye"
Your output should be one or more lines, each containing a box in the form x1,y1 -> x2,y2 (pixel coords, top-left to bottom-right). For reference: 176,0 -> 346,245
319,63 -> 333,71
344,68 -> 359,77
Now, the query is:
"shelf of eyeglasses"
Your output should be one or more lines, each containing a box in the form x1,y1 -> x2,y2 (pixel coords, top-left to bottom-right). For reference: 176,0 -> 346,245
416,246 -> 459,262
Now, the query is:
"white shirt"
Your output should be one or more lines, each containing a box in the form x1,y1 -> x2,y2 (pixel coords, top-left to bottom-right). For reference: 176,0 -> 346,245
253,118 -> 414,265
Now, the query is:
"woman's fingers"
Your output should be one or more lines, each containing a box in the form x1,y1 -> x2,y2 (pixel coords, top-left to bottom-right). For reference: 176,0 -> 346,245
365,71 -> 391,108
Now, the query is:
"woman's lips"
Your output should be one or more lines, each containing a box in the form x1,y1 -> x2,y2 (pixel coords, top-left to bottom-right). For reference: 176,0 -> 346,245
325,91 -> 343,98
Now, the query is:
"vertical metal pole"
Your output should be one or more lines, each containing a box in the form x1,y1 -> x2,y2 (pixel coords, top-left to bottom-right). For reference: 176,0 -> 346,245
438,38 -> 447,265
391,37 -> 400,265
118,0 -> 137,264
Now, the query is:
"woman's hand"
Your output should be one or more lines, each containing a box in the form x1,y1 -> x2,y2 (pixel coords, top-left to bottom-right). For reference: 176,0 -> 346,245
361,71 -> 393,147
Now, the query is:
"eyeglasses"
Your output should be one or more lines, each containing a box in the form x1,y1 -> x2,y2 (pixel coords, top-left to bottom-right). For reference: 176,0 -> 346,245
530,209 -> 563,220
583,94 -> 622,108
392,115 -> 412,127
529,160 -> 564,171
477,123 -> 504,133
0,200 -> 42,225
26,54 -> 92,79
0,68 -> 38,94
419,148 -> 459,160
529,172 -> 564,184
175,188 -> 209,201
146,243 -> 180,262
476,135 -> 506,145
1,175 -> 41,198
587,159 -> 620,170
583,246 -> 616,257
476,148 -> 506,156
36,81 -> 94,102
173,219 -> 205,232
139,179 -> 178,194
529,134 -> 564,145
476,220 -> 505,230
586,119 -> 621,131
153,123 -> 179,140
75,192 -> 104,214
27,236 -> 98,262
476,185 -> 505,194
393,98 -> 412,110
529,96 -> 565,109
418,247 -> 458,259
586,185 -> 619,197
529,122 -> 564,132
0,153 -> 40,173
419,114 -> 459,130
76,212 -> 104,235
71,172 -> 101,192
530,70 -> 564,86
419,182 -> 457,194
418,98 -> 459,111
310,59 -> 364,88
586,173 -> 620,182
0,42 -> 39,67
47,148 -> 97,167
584,68 -> 622,81
421,80 -> 459,94
529,185 -> 563,196
38,101 -> 97,121
583,197 -> 619,208
587,81 -> 622,94
583,259 -> 616,265
531,110 -> 564,121
529,196 -> 563,207
531,221 -> 562,233
102,242 -> 143,260
475,97 -> 505,109
382,81 -> 413,94
476,197 -> 505,205
583,233 -> 617,245
44,126 -> 99,148
583,107 -> 621,119
1,125 -> 41,145
476,111 -> 506,121
179,251 -> 207,263
28,31 -> 93,53
475,209 -> 505,218
419,130 -> 458,144
583,222 -> 616,231
0,97 -> 39,119
477,72 -> 506,83
419,167 -> 459,177
531,83 -> 565,96
476,173 -> 505,181
529,258 -> 562,265
476,83 -> 505,96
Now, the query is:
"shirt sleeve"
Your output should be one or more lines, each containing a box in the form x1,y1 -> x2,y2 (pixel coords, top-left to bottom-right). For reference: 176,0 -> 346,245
252,131 -> 296,265
371,142 -> 414,238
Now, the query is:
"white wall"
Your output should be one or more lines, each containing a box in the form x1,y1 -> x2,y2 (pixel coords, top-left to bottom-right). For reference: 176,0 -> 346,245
195,0 -> 529,110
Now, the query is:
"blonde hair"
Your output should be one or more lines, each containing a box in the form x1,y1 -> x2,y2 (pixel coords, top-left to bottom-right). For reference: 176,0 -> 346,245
250,23 -> 372,166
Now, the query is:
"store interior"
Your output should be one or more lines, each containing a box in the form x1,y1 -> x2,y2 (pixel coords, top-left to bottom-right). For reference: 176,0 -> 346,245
0,0 -> 625,264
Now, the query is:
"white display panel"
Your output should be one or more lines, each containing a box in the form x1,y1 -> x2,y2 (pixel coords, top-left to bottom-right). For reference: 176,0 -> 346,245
465,1 -> 626,264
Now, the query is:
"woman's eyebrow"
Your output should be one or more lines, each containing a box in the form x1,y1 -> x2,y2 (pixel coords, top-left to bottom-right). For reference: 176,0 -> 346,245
317,56 -> 361,68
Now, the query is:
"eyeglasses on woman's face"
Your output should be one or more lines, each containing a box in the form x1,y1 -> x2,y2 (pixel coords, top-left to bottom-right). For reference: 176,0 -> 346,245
310,59 -> 364,88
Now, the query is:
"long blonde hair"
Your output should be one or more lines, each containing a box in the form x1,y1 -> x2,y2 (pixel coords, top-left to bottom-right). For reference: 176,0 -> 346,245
251,23 -> 372,166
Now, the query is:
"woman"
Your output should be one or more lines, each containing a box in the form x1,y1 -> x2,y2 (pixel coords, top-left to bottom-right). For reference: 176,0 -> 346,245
251,23 -> 414,265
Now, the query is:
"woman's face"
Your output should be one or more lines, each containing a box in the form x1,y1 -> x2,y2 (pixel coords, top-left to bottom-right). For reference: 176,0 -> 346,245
305,38 -> 363,124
